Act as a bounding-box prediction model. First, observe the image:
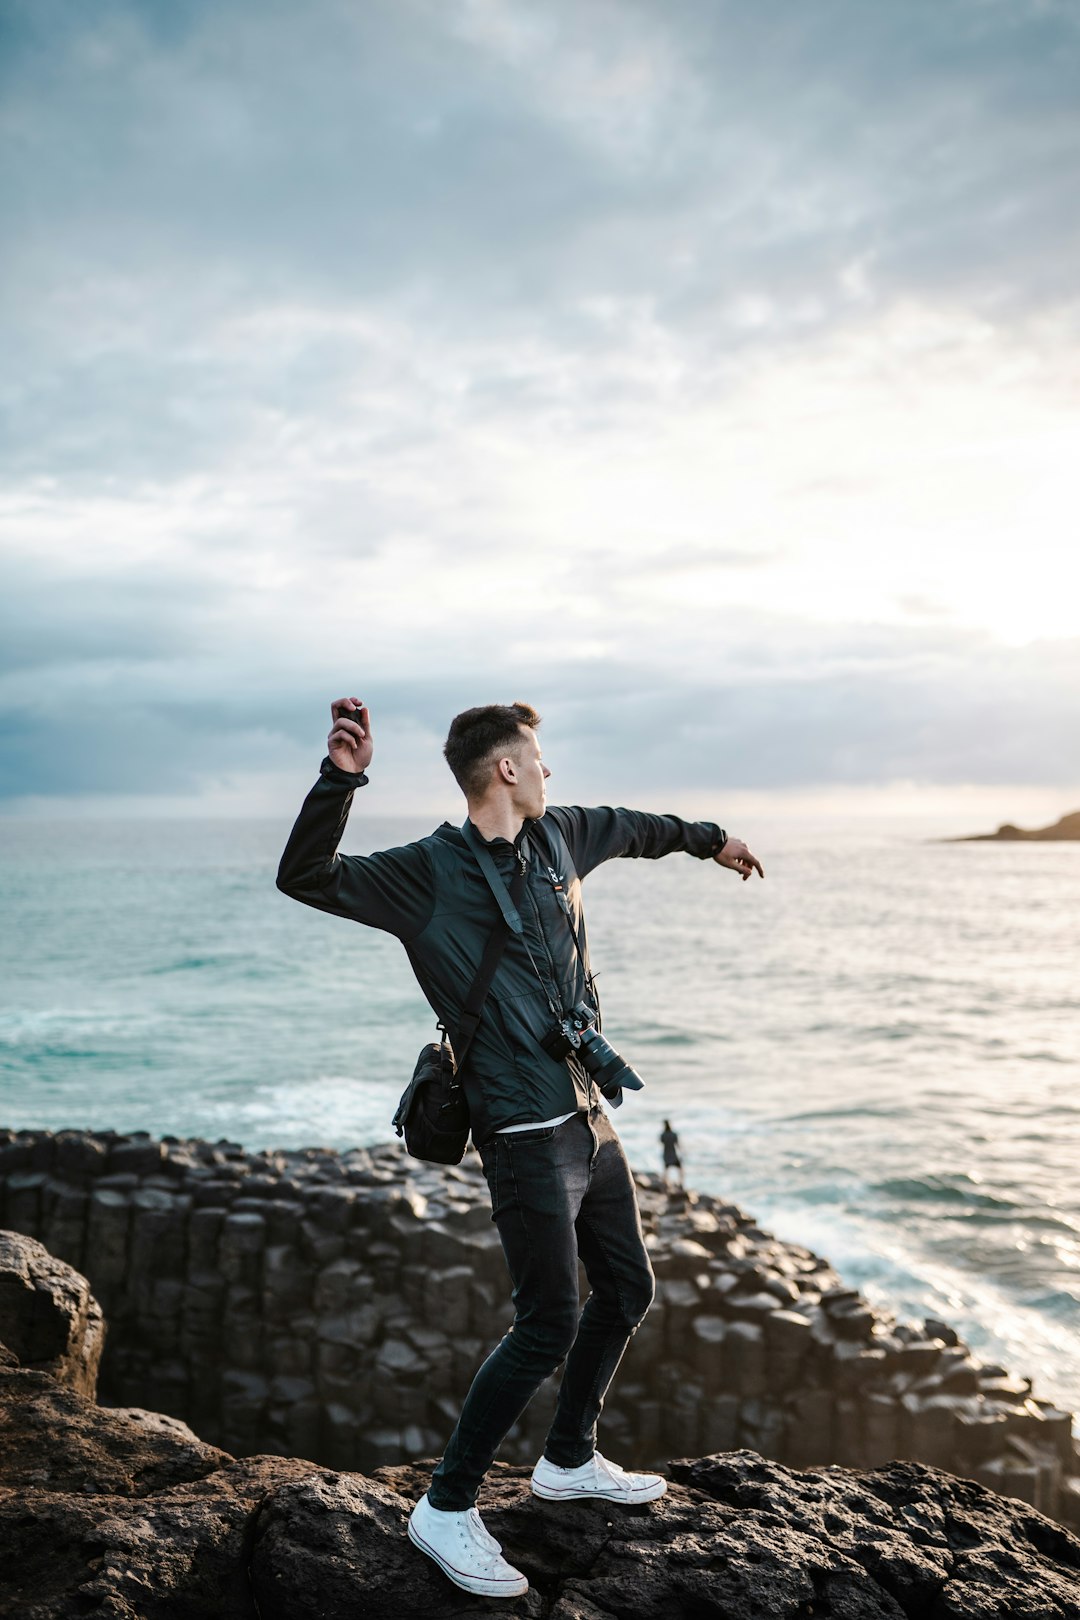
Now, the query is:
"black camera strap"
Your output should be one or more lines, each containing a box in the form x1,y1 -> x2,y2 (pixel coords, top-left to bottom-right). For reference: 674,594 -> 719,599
461,820 -> 565,1022
461,817 -> 601,1026
460,818 -> 625,1109
460,821 -> 525,934
534,821 -> 603,1024
452,860 -> 527,1069
544,862 -> 597,1008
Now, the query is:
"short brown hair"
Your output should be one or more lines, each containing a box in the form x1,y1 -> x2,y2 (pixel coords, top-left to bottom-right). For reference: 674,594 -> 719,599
443,702 -> 541,798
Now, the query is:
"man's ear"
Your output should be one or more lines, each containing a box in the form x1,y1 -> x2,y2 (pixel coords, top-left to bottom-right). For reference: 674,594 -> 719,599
498,755 -> 518,784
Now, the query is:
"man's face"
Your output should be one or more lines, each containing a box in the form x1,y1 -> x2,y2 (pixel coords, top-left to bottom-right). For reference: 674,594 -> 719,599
510,726 -> 550,819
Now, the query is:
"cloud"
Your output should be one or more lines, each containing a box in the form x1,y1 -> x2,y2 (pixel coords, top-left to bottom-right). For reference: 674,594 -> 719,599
1,0 -> 1078,812
2,555 -> 1077,808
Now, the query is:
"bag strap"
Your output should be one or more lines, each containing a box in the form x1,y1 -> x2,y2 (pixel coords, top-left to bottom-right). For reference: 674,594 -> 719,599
452,858 -> 526,1070
461,820 -> 525,934
461,820 -> 564,1025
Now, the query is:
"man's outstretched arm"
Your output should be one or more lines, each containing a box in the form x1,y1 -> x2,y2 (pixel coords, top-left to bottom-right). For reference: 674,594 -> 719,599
545,804 -> 763,883
275,697 -> 435,938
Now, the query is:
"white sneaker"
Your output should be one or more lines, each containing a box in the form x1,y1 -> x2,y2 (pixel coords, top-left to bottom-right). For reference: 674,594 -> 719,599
531,1450 -> 667,1504
407,1491 -> 529,1598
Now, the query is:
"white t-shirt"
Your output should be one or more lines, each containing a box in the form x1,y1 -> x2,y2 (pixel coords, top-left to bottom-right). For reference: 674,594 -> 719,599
496,1110 -> 576,1134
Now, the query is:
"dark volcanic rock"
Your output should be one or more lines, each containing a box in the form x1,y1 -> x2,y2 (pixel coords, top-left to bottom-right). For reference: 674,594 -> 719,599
246,1452 -> 1080,1620
3,1369 -> 1080,1619
672,1451 -> 1080,1619
0,1348 -> 321,1618
0,1229 -> 105,1397
0,1453 -> 318,1620
4,1141 -> 1078,1523
3,1218 -> 1080,1617
0,1365 -> 226,1498
248,1466 -> 536,1620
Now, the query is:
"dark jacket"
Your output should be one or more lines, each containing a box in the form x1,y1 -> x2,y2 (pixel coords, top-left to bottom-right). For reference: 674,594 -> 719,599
276,755 -> 726,1143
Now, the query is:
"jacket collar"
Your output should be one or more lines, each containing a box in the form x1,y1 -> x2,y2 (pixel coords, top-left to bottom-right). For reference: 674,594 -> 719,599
434,817 -> 537,852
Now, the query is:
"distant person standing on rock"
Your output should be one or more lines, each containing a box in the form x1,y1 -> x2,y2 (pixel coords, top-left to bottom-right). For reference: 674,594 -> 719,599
277,696 -> 763,1600
660,1119 -> 683,1190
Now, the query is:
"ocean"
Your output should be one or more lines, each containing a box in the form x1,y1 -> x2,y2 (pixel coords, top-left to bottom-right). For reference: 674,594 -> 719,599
2,808 -> 1078,1415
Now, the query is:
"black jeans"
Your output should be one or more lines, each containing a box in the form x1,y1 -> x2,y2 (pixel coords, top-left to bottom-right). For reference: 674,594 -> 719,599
427,1103 -> 655,1511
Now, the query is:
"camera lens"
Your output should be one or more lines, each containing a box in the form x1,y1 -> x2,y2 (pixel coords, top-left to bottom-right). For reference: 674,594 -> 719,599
576,1026 -> 645,1093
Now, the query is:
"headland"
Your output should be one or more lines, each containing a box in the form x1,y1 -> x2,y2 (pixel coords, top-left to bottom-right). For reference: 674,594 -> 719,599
945,810 -> 1080,842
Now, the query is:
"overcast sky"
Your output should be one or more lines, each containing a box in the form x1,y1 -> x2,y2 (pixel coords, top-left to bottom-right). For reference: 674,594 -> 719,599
2,0 -> 1078,821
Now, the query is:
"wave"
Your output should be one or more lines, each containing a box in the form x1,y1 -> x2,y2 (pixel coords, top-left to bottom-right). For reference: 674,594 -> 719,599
871,1174 -> 1021,1212
632,1030 -> 700,1047
1023,1288 -> 1080,1318
783,1103 -> 903,1123
146,954 -> 238,975
0,1008 -> 162,1048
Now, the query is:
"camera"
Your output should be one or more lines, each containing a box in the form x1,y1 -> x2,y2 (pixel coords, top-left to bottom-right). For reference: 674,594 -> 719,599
540,1001 -> 645,1099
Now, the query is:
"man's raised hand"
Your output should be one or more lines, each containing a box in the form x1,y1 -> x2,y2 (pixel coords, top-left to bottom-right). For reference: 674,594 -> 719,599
713,836 -> 764,882
328,697 -> 374,775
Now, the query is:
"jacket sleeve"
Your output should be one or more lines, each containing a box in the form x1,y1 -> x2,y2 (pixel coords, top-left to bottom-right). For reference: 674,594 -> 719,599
275,757 -> 435,940
545,804 -> 727,880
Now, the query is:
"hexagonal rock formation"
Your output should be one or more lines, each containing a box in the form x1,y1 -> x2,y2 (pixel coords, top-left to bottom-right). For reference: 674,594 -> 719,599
2,1237 -> 1079,1618
2,1125 -> 1077,1526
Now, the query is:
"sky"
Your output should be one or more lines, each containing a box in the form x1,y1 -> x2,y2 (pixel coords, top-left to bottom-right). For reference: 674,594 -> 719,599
2,0 -> 1079,823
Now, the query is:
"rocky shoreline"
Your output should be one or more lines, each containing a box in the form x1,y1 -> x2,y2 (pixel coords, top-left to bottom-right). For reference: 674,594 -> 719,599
4,1227 -> 1080,1618
1,1124 -> 1078,1537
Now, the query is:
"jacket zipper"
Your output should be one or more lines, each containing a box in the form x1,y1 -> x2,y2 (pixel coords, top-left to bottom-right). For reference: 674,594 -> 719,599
519,848 -> 564,1009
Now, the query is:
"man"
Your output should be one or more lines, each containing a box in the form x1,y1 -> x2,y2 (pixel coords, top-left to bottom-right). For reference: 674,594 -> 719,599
276,695 -> 763,1599
661,1118 -> 684,1191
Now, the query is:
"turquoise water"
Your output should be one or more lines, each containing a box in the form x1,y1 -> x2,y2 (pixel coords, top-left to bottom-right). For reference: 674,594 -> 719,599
2,810 -> 1078,1414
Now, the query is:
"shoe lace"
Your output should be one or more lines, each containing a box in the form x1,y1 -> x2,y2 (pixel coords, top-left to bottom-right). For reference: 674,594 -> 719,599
594,1452 -> 633,1491
466,1507 -> 504,1559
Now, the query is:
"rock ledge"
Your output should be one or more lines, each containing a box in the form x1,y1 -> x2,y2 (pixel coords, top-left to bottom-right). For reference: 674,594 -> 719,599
2,1231 -> 1079,1618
